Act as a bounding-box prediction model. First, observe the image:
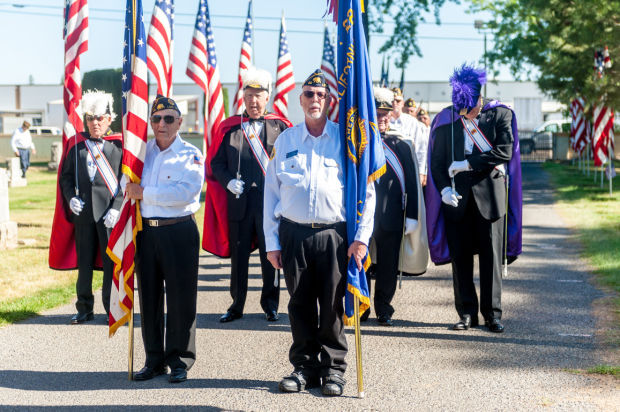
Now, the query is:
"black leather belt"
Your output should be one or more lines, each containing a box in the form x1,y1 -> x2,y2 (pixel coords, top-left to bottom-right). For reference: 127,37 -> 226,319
142,215 -> 194,227
281,217 -> 343,229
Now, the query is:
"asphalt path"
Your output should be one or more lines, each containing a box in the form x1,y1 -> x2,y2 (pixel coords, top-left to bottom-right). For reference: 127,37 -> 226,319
0,163 -> 618,411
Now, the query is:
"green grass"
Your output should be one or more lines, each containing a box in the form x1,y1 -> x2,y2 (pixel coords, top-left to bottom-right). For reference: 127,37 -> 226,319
587,365 -> 620,376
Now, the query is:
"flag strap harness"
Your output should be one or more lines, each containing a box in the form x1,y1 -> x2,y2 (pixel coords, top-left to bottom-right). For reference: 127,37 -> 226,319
241,121 -> 269,175
84,139 -> 119,197
382,140 -> 406,209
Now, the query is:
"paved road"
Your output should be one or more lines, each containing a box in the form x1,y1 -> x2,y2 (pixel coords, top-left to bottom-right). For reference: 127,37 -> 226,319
1,163 -> 618,411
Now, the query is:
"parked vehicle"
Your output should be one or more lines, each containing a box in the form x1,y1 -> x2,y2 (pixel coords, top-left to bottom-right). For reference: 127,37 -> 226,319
28,126 -> 62,136
520,119 -> 570,154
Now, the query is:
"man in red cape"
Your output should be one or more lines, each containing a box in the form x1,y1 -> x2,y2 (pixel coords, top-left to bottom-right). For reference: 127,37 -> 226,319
203,67 -> 292,323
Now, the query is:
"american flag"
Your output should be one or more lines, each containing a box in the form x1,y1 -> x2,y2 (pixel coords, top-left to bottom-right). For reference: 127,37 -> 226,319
63,0 -> 88,143
232,0 -> 253,115
273,13 -> 294,118
186,0 -> 225,147
320,25 -> 338,122
107,0 -> 149,337
592,104 -> 615,167
570,97 -> 589,155
147,0 -> 174,97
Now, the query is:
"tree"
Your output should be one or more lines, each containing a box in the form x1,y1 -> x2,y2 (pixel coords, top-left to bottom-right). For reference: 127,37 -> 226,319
82,69 -> 123,132
471,0 -> 620,110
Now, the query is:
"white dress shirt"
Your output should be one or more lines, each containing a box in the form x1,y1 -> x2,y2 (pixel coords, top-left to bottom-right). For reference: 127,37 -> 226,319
462,118 -> 477,155
10,127 -> 35,152
140,134 -> 205,218
263,120 -> 375,252
390,112 -> 429,175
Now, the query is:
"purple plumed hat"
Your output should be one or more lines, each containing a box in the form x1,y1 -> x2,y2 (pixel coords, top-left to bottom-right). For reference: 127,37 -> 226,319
450,64 -> 487,113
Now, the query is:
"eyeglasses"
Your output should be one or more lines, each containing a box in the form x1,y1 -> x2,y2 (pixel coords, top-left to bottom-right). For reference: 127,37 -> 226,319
86,115 -> 107,122
303,90 -> 328,100
151,115 -> 179,124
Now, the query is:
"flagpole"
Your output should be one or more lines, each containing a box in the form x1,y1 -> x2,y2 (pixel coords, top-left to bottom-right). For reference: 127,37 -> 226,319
398,193 -> 407,290
353,294 -> 364,398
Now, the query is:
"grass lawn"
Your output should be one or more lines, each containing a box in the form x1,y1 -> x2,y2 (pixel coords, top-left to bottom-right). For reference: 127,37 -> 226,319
0,163 -> 206,327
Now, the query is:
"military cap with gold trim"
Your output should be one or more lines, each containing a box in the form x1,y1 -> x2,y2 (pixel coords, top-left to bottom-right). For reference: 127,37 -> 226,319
151,94 -> 181,116
391,87 -> 403,100
374,87 -> 394,110
303,69 -> 330,91
404,98 -> 416,108
417,108 -> 428,116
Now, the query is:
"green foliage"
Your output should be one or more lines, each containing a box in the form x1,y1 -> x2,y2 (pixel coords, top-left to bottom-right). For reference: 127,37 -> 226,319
369,0 -> 456,69
471,0 -> 620,109
83,68 -> 123,132
587,365 -> 620,376
222,86 -> 229,118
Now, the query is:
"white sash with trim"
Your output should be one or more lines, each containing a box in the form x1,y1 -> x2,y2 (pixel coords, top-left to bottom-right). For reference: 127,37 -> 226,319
461,118 -> 506,175
85,139 -> 119,197
382,140 -> 406,209
241,121 -> 269,175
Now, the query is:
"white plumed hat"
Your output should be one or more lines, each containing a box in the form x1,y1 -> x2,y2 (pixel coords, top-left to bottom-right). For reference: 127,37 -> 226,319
242,66 -> 272,95
81,90 -> 116,120
373,86 -> 394,110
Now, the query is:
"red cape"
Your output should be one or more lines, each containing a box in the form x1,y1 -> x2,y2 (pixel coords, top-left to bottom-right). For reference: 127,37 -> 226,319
202,114 -> 292,257
48,132 -> 123,270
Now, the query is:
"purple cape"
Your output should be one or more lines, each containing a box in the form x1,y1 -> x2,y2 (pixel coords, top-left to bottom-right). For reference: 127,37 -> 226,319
424,101 -> 523,265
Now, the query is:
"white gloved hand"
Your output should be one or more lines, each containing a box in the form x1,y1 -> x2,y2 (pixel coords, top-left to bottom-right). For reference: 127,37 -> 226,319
69,197 -> 85,215
448,160 -> 471,177
103,208 -> 120,229
440,187 -> 459,208
226,179 -> 245,195
404,218 -> 418,234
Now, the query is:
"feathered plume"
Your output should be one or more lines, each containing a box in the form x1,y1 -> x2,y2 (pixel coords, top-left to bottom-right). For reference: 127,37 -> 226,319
450,64 -> 487,112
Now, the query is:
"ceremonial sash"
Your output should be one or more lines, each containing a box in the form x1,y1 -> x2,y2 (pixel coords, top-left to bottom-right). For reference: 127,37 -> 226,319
84,139 -> 119,197
461,118 -> 506,174
382,141 -> 406,209
241,121 -> 269,175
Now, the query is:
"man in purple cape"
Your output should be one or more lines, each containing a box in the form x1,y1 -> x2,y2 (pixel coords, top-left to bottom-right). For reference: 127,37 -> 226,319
425,64 -> 522,333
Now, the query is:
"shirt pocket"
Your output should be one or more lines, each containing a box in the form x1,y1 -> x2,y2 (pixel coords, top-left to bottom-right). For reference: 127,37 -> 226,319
321,157 -> 343,187
160,168 -> 185,184
278,154 -> 305,186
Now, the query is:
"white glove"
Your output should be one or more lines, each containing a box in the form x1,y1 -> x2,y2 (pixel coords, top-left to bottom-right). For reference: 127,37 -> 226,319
448,160 -> 471,177
441,187 -> 459,208
103,208 -> 120,229
227,179 -> 245,195
404,218 -> 418,234
69,197 -> 85,215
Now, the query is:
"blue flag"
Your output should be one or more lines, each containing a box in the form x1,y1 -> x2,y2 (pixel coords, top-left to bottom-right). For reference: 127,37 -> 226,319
336,0 -> 386,326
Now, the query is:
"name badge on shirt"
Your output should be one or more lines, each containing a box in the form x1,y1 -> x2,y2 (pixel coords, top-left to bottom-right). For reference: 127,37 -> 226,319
286,150 -> 298,159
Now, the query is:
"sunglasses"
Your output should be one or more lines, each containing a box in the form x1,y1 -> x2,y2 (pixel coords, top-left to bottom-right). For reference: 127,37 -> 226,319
86,115 -> 107,122
303,90 -> 328,99
151,115 -> 179,124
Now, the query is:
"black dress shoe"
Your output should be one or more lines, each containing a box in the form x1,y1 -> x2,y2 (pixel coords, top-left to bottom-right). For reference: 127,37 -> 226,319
452,314 -> 472,330
134,365 -> 167,381
279,370 -> 320,392
321,374 -> 345,397
219,311 -> 243,323
359,309 -> 370,322
71,311 -> 94,324
485,318 -> 505,333
169,367 -> 187,383
377,315 -> 393,326
265,310 -> 279,322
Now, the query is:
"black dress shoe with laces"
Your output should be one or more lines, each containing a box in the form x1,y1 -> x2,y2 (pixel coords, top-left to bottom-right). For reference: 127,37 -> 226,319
71,311 -> 94,324
265,310 -> 279,322
452,314 -> 478,330
279,370 -> 320,392
169,367 -> 187,383
134,365 -> 167,381
321,374 -> 346,397
485,318 -> 505,333
377,315 -> 393,326
219,311 -> 243,323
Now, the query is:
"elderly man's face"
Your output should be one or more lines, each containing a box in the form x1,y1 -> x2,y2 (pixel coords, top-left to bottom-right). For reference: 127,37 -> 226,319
86,114 -> 112,139
377,109 -> 392,133
464,96 -> 483,120
243,88 -> 269,119
392,96 -> 404,114
300,86 -> 330,120
417,113 -> 430,127
403,106 -> 416,116
151,108 -> 182,149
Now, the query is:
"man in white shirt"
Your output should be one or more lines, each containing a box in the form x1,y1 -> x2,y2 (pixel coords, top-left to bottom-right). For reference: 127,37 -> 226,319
11,121 -> 36,178
125,95 -> 205,384
264,70 -> 375,397
390,88 -> 429,187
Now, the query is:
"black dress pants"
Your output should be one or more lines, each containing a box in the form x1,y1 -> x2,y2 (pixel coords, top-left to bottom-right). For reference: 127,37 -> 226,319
228,189 -> 279,314
445,192 -> 503,322
279,219 -> 348,377
136,218 -> 199,370
370,225 -> 402,317
74,219 -> 112,315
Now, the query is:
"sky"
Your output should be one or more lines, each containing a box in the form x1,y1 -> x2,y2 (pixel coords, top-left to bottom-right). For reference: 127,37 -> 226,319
0,0 -> 508,86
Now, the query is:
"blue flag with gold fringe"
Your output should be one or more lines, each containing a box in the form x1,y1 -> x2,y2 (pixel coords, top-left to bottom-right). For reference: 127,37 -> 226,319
336,0 -> 386,326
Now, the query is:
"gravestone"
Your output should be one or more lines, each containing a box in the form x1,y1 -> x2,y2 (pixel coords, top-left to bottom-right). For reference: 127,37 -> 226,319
7,158 -> 27,187
48,141 -> 63,171
0,168 -> 18,250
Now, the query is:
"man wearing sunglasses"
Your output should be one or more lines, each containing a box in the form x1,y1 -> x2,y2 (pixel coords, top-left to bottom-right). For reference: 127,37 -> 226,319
125,95 -> 204,383
264,69 -> 376,397
53,90 -> 123,325
209,67 -> 291,324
